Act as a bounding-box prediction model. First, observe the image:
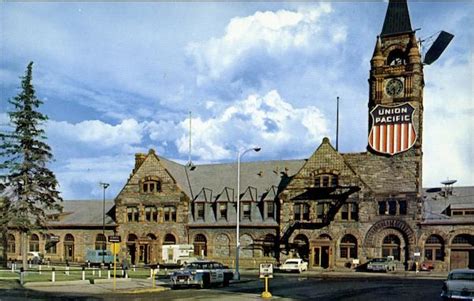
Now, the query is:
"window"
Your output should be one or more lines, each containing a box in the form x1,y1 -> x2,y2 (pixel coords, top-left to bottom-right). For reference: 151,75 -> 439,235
142,180 -> 161,193
378,199 -> 407,216
340,235 -> 357,259
387,49 -> 406,66
127,206 -> 139,222
95,234 -> 107,250
193,234 -> 207,256
341,203 -> 358,221
164,206 -> 177,222
145,206 -> 158,222
267,202 -> 275,219
242,202 -> 251,219
294,203 -> 310,221
219,203 -> 227,220
163,233 -> 176,245
314,174 -> 338,187
196,203 -> 205,220
7,234 -> 15,253
424,235 -> 444,261
382,234 -> 400,260
29,234 -> 39,252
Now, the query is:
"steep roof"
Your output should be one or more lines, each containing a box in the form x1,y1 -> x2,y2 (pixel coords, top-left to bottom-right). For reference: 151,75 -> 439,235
46,200 -> 115,227
422,186 -> 474,224
381,0 -> 413,37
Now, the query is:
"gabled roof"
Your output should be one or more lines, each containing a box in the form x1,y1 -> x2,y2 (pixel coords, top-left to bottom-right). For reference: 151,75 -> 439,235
381,0 -> 413,37
46,200 -> 115,227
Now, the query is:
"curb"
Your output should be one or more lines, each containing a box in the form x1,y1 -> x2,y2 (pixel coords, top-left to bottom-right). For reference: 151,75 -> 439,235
117,286 -> 170,294
94,278 -> 132,284
23,280 -> 90,287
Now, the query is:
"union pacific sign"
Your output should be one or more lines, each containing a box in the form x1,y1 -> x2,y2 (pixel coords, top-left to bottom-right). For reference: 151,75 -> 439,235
368,103 -> 417,155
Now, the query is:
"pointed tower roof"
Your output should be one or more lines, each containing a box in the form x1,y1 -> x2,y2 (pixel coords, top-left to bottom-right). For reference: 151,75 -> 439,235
381,0 -> 413,37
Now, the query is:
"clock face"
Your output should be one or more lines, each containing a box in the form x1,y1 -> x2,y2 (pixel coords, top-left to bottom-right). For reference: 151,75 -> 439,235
385,78 -> 404,97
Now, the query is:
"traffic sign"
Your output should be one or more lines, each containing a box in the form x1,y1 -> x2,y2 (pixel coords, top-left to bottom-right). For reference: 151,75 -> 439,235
259,263 -> 273,279
111,243 -> 120,255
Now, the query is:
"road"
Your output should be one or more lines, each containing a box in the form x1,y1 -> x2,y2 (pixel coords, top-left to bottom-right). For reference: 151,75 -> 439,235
0,274 -> 444,301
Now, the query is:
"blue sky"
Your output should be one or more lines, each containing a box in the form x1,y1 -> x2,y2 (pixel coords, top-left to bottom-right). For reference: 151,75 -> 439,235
1,1 -> 473,200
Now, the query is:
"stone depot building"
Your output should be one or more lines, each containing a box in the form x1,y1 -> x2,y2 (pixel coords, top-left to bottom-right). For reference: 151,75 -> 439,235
4,0 -> 473,271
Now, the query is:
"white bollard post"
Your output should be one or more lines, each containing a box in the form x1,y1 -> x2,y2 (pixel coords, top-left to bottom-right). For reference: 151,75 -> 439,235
66,265 -> 70,276
52,268 -> 56,282
82,267 -> 86,281
92,268 -> 96,276
39,264 -> 42,275
108,269 -> 111,279
11,263 -> 15,273
133,265 -> 136,272
150,268 -> 153,278
98,269 -> 102,278
121,269 -> 124,277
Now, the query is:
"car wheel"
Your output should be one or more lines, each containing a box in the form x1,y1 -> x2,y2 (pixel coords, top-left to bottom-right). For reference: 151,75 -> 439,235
200,275 -> 210,289
223,278 -> 229,287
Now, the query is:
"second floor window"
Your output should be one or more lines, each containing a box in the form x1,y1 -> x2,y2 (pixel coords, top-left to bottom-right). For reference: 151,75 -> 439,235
315,174 -> 338,187
294,203 -> 310,221
378,199 -> 407,216
127,206 -> 139,222
267,202 -> 275,219
145,206 -> 158,222
341,203 -> 358,221
164,205 -> 177,222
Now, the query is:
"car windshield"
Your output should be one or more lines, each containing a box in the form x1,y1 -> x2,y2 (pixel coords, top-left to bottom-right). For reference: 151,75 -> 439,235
285,260 -> 300,264
371,258 -> 386,262
449,272 -> 474,281
187,262 -> 210,270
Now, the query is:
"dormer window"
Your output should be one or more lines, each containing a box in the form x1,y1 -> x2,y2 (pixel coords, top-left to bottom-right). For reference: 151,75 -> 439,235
141,176 -> 162,194
219,203 -> 227,220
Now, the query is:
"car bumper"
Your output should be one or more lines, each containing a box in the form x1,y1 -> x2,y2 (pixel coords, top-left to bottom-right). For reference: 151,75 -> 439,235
441,291 -> 474,300
171,277 -> 201,287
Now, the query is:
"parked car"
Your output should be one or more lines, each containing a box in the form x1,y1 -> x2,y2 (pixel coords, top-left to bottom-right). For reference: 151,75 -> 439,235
27,252 -> 44,264
441,268 -> 474,300
367,257 -> 397,272
279,258 -> 308,273
170,260 -> 234,289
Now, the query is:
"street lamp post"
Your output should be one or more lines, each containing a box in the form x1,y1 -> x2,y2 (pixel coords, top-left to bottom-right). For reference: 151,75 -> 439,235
100,182 -> 110,264
235,147 -> 261,280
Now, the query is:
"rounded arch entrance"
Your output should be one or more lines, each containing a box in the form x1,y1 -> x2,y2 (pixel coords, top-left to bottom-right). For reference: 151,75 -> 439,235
293,234 -> 309,262
364,219 -> 416,267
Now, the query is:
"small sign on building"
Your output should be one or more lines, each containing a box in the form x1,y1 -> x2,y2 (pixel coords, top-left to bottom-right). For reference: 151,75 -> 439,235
108,235 -> 121,243
259,263 -> 273,279
49,236 -> 60,242
414,252 -> 421,257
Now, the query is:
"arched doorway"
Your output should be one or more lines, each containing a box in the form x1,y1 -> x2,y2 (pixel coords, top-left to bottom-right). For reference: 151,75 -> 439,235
145,233 -> 157,264
424,235 -> 445,263
263,234 -> 276,258
163,234 -> 176,245
382,234 -> 401,260
162,233 -> 177,263
193,234 -> 207,257
127,234 -> 138,264
312,234 -> 330,268
64,234 -> 75,261
340,234 -> 358,260
450,234 -> 474,269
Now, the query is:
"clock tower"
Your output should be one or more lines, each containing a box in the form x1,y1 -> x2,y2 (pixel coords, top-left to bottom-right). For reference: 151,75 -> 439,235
368,0 -> 423,190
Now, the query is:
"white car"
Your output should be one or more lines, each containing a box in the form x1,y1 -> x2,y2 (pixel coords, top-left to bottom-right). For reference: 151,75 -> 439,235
441,268 -> 474,300
279,258 -> 308,273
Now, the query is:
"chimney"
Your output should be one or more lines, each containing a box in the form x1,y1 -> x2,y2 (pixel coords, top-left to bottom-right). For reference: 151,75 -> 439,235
134,153 -> 146,172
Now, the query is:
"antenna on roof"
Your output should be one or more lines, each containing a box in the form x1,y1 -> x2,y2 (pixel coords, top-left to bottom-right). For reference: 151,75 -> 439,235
187,111 -> 196,171
441,178 -> 456,196
421,30 -> 454,65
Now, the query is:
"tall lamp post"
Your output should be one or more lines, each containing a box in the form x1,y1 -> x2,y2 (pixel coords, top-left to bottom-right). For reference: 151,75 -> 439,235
100,182 -> 110,264
235,147 -> 261,280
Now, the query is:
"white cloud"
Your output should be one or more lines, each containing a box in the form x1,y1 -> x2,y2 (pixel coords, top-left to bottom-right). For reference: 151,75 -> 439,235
174,90 -> 329,161
423,56 -> 474,187
186,4 -> 346,85
48,118 -> 144,149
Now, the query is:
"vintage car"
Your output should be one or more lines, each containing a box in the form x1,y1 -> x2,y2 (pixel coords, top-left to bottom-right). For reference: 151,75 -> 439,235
441,268 -> 474,300
279,258 -> 308,273
170,260 -> 233,289
367,257 -> 397,272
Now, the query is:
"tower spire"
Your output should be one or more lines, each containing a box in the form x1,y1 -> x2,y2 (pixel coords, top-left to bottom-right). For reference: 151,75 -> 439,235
381,0 -> 413,37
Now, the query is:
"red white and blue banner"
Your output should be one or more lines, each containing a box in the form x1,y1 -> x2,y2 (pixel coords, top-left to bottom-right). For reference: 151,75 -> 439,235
368,103 -> 417,155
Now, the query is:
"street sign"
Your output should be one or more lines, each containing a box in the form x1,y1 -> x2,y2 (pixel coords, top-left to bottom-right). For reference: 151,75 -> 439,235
108,235 -> 121,243
111,243 -> 120,255
259,263 -> 273,279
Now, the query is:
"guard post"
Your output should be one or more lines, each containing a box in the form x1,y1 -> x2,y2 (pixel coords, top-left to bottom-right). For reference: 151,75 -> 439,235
259,263 -> 273,299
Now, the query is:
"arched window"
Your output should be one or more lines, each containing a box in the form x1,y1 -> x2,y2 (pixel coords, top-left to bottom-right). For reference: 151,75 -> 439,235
64,234 -> 75,260
240,234 -> 253,258
387,49 -> 406,66
382,234 -> 400,260
29,234 -> 40,252
263,234 -> 276,257
95,233 -> 107,250
424,235 -> 444,261
7,234 -> 15,253
164,234 -> 176,245
452,234 -> 473,246
193,234 -> 207,257
340,234 -> 358,259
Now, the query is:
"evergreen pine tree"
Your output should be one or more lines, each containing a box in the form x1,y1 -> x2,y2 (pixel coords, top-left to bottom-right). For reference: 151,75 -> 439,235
0,62 -> 62,269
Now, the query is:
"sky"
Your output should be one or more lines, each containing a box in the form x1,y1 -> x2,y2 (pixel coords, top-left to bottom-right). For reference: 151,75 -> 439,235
1,1 -> 473,200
